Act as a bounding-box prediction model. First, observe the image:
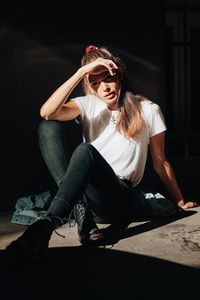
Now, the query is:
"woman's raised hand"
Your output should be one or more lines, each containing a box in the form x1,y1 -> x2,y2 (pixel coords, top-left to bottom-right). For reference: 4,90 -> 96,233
81,57 -> 118,76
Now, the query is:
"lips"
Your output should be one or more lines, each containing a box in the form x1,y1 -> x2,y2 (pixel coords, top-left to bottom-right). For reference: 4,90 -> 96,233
105,92 -> 115,99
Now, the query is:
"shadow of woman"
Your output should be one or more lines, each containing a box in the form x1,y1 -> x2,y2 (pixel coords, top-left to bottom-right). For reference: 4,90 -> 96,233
0,241 -> 199,300
95,209 -> 198,246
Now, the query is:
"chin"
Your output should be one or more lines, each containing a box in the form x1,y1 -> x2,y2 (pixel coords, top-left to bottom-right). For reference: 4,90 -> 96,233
105,97 -> 117,104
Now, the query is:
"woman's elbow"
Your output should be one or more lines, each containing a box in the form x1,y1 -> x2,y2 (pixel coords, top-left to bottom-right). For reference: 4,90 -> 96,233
40,108 -> 54,120
40,111 -> 49,120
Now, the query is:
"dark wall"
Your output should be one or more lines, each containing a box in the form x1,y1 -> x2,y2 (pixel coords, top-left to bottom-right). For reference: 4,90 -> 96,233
0,1 -> 182,211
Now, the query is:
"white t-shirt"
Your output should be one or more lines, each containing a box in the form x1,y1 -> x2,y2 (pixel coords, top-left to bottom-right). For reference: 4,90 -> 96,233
72,94 -> 166,186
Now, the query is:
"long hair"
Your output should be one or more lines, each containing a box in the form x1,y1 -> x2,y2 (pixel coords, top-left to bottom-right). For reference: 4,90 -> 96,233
81,46 -> 147,139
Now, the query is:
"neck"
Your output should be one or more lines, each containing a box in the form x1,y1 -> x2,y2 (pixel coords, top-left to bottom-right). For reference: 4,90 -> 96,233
107,103 -> 120,111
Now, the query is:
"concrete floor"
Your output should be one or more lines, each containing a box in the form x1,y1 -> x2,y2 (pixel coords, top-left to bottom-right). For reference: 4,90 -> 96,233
0,209 -> 200,300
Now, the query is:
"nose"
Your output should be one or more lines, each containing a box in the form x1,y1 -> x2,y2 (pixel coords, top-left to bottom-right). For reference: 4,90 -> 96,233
101,81 -> 110,91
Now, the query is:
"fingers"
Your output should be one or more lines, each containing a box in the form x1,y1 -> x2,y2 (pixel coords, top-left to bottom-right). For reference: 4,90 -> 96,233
104,59 -> 118,75
182,201 -> 199,209
95,58 -> 118,76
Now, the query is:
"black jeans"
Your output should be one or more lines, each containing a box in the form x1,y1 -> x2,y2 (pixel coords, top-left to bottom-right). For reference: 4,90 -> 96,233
38,120 -> 131,222
38,120 -> 176,222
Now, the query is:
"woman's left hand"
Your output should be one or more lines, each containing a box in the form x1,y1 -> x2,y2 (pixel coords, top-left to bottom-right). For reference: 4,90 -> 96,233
179,200 -> 199,209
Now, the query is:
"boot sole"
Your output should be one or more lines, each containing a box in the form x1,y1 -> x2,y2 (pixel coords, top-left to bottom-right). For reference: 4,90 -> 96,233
90,231 -> 104,241
79,231 -> 104,245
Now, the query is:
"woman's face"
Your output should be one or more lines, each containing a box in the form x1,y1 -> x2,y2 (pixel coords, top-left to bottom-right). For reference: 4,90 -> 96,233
88,68 -> 121,110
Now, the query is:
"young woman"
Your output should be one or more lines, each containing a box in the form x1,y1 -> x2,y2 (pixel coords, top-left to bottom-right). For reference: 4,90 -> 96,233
6,45 -> 198,260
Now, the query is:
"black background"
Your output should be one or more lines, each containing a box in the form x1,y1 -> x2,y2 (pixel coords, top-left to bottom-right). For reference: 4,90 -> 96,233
0,0 -> 199,211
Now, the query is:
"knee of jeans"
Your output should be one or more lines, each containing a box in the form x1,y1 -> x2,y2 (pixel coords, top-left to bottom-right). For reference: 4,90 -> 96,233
72,143 -> 97,163
75,143 -> 94,155
150,197 -> 177,217
38,120 -> 62,139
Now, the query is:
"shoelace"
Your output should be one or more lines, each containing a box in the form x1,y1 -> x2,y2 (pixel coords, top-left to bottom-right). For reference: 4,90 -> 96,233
68,208 -> 76,228
68,202 -> 88,228
50,203 -> 86,238
47,215 -> 68,238
54,230 -> 66,238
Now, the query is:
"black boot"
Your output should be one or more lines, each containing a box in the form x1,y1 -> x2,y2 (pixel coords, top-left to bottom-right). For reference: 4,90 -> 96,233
73,201 -> 104,245
6,217 -> 58,262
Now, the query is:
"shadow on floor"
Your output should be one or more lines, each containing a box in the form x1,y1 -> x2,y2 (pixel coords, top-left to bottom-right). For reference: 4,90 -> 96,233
95,209 -> 198,246
1,210 -> 199,300
0,244 -> 199,300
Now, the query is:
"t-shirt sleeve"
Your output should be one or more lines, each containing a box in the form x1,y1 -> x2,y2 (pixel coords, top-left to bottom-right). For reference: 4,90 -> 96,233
149,104 -> 167,137
71,95 -> 89,116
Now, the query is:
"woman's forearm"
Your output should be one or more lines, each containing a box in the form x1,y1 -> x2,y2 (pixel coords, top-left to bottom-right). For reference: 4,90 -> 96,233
40,68 -> 85,119
155,160 -> 185,207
